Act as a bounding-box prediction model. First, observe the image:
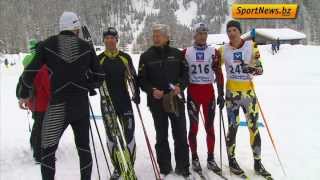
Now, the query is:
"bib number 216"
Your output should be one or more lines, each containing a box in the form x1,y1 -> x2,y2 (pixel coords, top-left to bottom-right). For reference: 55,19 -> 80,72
191,64 -> 209,74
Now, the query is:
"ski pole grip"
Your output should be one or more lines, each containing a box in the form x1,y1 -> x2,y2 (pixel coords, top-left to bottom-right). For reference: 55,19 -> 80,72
169,83 -> 182,99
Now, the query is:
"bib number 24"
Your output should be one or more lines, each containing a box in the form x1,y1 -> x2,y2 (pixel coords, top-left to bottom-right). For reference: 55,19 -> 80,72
229,65 -> 242,74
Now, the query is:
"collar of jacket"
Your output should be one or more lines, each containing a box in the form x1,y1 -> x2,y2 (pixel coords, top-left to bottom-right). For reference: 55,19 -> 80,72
193,43 -> 208,50
59,30 -> 77,36
152,44 -> 170,54
104,49 -> 119,58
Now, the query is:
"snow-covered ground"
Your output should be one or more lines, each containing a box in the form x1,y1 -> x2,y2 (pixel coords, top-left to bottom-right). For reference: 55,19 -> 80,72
1,44 -> 320,180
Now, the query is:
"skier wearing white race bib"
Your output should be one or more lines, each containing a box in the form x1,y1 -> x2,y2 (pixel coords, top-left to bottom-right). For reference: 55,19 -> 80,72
218,20 -> 272,179
183,23 -> 225,175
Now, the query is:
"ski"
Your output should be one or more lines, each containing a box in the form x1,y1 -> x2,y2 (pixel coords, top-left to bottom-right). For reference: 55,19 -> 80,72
239,173 -> 250,180
183,174 -> 196,180
99,80 -> 137,180
207,169 -> 228,180
256,172 -> 273,180
193,170 -> 207,180
232,172 -> 249,180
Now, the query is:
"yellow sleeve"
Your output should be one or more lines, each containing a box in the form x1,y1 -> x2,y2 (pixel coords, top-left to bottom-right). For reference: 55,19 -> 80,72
252,43 -> 262,68
218,46 -> 224,66
251,43 -> 263,74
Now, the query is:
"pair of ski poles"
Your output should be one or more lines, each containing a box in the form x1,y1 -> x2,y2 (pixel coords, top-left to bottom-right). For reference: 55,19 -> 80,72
88,86 -> 161,180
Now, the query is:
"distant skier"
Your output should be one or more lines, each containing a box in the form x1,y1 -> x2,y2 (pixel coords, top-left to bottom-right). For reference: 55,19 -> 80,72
4,58 -> 9,68
16,39 -> 50,163
250,28 -> 256,42
218,20 -> 272,179
138,24 -> 191,179
276,38 -> 280,51
271,42 -> 277,55
18,11 -> 105,180
98,27 -> 140,180
183,22 -> 224,175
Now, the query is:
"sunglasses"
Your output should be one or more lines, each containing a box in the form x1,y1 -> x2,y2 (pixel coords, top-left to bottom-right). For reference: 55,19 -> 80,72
103,28 -> 118,37
196,24 -> 209,32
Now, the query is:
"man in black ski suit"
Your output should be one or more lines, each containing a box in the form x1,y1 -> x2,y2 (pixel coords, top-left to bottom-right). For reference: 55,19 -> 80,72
18,11 -> 105,180
98,27 -> 140,180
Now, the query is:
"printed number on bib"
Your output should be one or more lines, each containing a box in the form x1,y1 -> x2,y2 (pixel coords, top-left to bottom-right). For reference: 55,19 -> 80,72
229,64 -> 243,74
191,64 -> 210,74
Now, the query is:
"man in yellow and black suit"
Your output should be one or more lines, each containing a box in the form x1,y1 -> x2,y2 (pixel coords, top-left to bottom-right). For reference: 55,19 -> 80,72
218,20 -> 272,179
98,27 -> 140,180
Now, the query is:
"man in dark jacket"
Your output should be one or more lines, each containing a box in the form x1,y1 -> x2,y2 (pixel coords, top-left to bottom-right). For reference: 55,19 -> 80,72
18,11 -> 105,180
138,24 -> 191,179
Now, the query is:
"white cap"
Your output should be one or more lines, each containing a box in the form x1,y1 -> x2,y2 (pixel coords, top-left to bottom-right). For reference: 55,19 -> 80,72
59,11 -> 81,31
152,24 -> 170,37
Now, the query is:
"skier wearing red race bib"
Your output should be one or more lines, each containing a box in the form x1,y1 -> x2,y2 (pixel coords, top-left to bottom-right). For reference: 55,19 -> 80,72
183,23 -> 225,175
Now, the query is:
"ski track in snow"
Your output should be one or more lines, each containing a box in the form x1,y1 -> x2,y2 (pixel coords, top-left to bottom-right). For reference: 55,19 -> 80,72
1,44 -> 320,180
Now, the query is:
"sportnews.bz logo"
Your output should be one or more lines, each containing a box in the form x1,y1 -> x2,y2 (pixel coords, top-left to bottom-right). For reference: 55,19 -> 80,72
232,4 -> 298,19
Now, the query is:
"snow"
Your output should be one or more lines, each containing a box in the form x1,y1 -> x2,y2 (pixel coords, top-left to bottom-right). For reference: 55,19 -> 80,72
1,44 -> 320,179
241,28 -> 307,41
175,0 -> 198,26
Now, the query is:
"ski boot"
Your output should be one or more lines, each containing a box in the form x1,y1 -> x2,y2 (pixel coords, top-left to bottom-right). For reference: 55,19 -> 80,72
207,156 -> 222,175
254,159 -> 273,180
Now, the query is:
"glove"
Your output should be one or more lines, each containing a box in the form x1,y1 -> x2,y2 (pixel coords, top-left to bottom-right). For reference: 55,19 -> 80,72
132,95 -> 140,104
162,91 -> 178,115
242,64 -> 256,74
89,89 -> 97,96
217,95 -> 225,110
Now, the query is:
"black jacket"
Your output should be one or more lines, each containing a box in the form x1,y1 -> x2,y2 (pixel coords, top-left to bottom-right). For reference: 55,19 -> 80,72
20,31 -> 105,99
98,50 -> 140,113
138,45 -> 189,106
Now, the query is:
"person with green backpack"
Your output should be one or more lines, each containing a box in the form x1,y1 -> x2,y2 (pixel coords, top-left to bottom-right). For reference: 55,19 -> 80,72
16,39 -> 51,163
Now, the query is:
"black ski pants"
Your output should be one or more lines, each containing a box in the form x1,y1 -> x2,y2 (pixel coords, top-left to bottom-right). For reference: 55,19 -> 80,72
40,95 -> 92,180
30,112 -> 45,161
149,99 -> 189,174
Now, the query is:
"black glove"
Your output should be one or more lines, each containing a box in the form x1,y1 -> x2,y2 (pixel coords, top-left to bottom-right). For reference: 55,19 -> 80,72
132,95 -> 140,104
242,64 -> 256,74
89,89 -> 97,96
217,95 -> 225,110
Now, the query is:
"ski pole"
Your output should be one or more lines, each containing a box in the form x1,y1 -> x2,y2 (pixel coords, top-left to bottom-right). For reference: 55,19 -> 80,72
123,62 -> 161,179
220,109 -> 231,176
169,83 -> 182,99
27,110 -> 31,132
241,60 -> 286,175
88,101 -> 112,176
135,104 -> 161,180
199,106 -> 206,126
219,107 -> 223,173
249,80 -> 286,176
89,123 -> 101,180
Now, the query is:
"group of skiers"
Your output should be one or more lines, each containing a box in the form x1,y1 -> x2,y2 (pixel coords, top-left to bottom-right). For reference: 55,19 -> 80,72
16,11 -> 273,180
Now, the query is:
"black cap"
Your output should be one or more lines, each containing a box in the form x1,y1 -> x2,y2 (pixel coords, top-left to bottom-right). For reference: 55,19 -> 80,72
226,20 -> 242,33
103,27 -> 118,39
